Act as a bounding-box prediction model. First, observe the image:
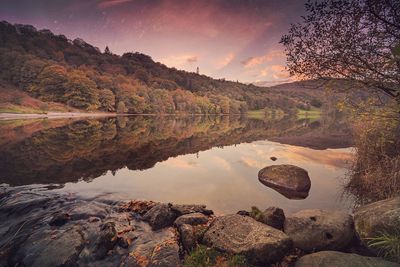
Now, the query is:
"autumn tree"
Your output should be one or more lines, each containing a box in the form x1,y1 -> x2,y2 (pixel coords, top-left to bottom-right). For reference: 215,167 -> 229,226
64,70 -> 99,110
99,89 -> 116,112
116,101 -> 127,113
281,0 -> 400,103
36,65 -> 69,102
19,59 -> 47,91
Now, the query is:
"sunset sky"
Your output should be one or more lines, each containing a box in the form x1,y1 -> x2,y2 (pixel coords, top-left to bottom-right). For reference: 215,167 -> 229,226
0,0 -> 307,83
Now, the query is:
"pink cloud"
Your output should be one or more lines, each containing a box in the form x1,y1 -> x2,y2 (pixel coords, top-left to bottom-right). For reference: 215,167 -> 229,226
98,0 -> 133,9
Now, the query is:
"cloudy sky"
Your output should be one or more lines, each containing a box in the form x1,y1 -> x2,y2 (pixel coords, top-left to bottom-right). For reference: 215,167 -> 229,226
0,0 -> 307,83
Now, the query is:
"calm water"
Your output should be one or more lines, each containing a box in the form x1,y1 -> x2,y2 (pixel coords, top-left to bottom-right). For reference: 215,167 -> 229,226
0,115 -> 355,214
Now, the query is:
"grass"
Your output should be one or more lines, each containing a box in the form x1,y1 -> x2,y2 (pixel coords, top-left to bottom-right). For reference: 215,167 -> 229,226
297,107 -> 321,119
0,106 -> 47,114
247,109 -> 266,119
366,231 -> 400,262
249,206 -> 265,223
184,245 -> 249,267
247,108 -> 285,120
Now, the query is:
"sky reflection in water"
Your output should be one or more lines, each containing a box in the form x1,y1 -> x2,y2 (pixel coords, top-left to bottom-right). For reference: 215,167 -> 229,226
60,139 -> 354,214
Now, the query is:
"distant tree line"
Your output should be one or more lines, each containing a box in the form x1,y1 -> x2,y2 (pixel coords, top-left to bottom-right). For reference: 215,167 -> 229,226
0,21 -> 310,114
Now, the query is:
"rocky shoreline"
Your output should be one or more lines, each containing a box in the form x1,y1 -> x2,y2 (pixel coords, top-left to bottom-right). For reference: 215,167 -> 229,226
0,185 -> 398,266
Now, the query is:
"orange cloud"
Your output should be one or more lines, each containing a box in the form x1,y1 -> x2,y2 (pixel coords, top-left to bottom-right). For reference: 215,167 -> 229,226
186,56 -> 198,63
241,50 -> 285,68
270,65 -> 290,79
217,53 -> 235,69
161,54 -> 199,68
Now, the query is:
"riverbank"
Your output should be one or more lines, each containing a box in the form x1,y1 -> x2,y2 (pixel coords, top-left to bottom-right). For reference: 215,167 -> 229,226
0,185 -> 398,266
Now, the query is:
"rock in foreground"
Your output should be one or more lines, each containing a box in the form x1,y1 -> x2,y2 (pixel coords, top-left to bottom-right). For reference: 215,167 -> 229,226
354,196 -> 400,240
203,214 -> 292,264
284,209 -> 354,252
142,203 -> 177,230
0,186 -> 183,267
261,206 -> 285,230
295,251 -> 399,267
258,164 -> 311,199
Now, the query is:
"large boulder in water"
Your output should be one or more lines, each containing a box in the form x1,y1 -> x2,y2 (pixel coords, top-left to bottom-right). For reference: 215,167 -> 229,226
203,214 -> 292,264
258,164 -> 311,199
284,209 -> 355,252
295,251 -> 398,267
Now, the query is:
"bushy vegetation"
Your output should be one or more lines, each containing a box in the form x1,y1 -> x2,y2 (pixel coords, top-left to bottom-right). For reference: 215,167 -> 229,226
0,21 -> 308,114
345,114 -> 400,205
184,245 -> 248,267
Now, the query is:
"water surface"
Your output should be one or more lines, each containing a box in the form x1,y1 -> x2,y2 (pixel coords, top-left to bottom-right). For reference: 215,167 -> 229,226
0,115 -> 355,214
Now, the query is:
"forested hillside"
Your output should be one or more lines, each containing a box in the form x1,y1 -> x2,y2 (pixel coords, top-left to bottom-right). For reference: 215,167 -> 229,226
0,21 -> 320,114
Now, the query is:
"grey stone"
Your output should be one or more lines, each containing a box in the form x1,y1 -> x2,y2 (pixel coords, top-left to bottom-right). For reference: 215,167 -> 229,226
171,204 -> 213,216
18,228 -> 84,267
174,212 -> 209,227
178,224 -> 196,251
295,251 -> 399,267
354,196 -> 400,240
148,232 -> 181,267
93,222 -> 118,260
284,209 -> 355,252
203,214 -> 292,264
262,207 -> 285,230
143,204 -> 177,230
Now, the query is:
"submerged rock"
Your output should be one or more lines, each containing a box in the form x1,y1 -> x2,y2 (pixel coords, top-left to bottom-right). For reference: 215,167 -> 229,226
258,164 -> 311,199
284,209 -> 355,252
295,251 -> 398,267
203,214 -> 292,264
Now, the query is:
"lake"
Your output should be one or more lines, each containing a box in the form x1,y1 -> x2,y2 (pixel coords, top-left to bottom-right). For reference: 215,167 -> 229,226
0,114 -> 355,214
